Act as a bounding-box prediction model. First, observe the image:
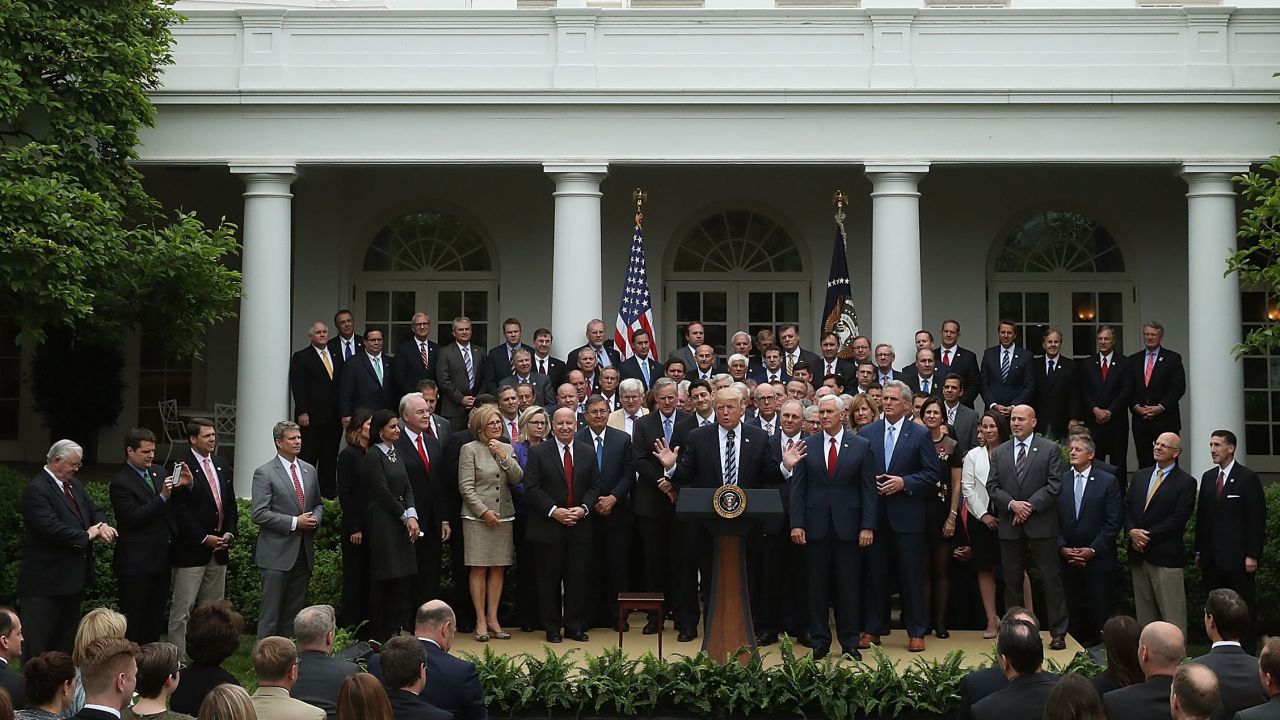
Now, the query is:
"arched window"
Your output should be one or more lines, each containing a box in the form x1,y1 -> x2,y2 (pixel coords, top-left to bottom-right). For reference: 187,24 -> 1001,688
673,210 -> 803,273
993,210 -> 1124,273
363,211 -> 492,272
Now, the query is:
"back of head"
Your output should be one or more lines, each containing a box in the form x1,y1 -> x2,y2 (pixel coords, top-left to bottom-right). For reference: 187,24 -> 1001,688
1140,622 -> 1186,676
294,605 -> 337,649
1259,637 -> 1280,692
73,608 -> 127,665
135,642 -> 182,699
78,637 -> 140,700
22,651 -> 77,707
0,683 -> 12,720
253,637 -> 298,685
1205,588 -> 1250,642
414,601 -> 455,641
198,683 -> 258,720
1043,674 -> 1106,720
1102,615 -> 1143,687
379,636 -> 426,691
996,618 -> 1043,676
1002,606 -> 1040,632
336,673 -> 394,720
1173,664 -> 1221,720
188,601 -> 246,666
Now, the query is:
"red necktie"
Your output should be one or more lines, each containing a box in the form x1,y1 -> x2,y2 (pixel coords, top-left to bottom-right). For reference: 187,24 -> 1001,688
563,445 -> 575,506
419,342 -> 430,370
827,437 -> 837,479
1101,357 -> 1109,381
62,480 -> 83,522
510,420 -> 518,440
1216,470 -> 1226,497
425,418 -> 436,438
416,434 -> 431,473
942,349 -> 951,366
289,463 -> 306,512
1144,352 -> 1155,386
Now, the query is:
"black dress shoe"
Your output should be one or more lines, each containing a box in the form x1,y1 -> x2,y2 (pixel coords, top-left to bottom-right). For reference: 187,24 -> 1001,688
935,629 -> 950,640
677,631 -> 696,643
567,632 -> 590,642
812,647 -> 830,661
642,619 -> 660,635
796,634 -> 814,648
546,633 -> 563,643
842,648 -> 863,661
521,626 -> 537,633
614,621 -> 631,633
756,633 -> 778,646
1049,635 -> 1067,651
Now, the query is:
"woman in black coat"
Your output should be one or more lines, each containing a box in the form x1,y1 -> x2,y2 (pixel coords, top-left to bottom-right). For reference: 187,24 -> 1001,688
336,408 -> 373,637
363,409 -> 421,640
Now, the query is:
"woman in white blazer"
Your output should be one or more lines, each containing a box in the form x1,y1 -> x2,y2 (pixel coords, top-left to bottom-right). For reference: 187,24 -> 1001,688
960,410 -> 1010,639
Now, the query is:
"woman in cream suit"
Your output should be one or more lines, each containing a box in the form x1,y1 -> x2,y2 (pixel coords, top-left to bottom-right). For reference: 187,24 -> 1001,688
457,404 -> 523,642
960,410 -> 1010,639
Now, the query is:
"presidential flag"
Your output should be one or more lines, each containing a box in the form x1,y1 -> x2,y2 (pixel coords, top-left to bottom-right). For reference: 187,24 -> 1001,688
613,207 -> 658,360
822,218 -> 861,359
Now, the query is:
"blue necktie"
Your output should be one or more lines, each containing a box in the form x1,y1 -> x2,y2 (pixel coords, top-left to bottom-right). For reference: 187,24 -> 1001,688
1001,349 -> 1011,381
724,429 -> 737,486
640,360 -> 651,388
595,436 -> 604,470
884,424 -> 896,469
663,416 -> 673,445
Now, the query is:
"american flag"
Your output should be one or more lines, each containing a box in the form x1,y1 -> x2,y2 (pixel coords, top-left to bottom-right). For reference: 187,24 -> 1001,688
613,208 -> 658,360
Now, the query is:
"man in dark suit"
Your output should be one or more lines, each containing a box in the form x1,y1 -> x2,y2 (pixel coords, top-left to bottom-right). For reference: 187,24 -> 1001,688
1104,621 -> 1185,720
980,321 -> 1035,415
531,328 -> 567,390
689,344 -> 728,382
497,348 -> 552,407
1237,639 -> 1280,720
629,378 -> 690,637
1130,321 -> 1187,469
292,605 -> 360,720
523,407 -> 603,642
872,344 -> 902,388
777,323 -> 822,379
938,320 -> 982,407
618,328 -> 663,391
1056,434 -> 1122,647
986,405 -> 1069,649
748,347 -> 788,385
971,619 -> 1059,720
1079,324 -> 1132,484
668,322 -> 704,374
941,376 -> 980,454
481,318 -> 533,394
369,601 -> 485,720
1174,664 -> 1225,720
291,321 -> 343,498
1196,430 -> 1265,644
338,328 -> 395,423
0,608 -> 26,708
397,393 -> 452,611
436,318 -> 485,430
1126,432 -> 1197,635
899,348 -> 949,400
578,396 -> 637,630
110,428 -> 190,645
754,398 -> 810,647
327,309 -> 363,363
391,313 -> 439,400
1031,328 -> 1081,440
1194,589 -> 1267,720
857,381 -> 938,653
566,319 -> 622,373
958,607 -> 1045,720
72,637 -> 141,720
168,417 -> 238,660
20,439 -> 117,660
784,394 -> 876,660
378,637 -> 453,720
814,332 -> 856,385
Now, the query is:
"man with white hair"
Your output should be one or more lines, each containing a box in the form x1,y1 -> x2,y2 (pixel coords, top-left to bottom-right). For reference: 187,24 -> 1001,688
20,439 -> 117,660
292,604 -> 360,720
608,378 -> 649,435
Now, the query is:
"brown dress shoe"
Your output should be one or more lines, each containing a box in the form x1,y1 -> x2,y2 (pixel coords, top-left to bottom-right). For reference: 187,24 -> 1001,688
857,633 -> 880,650
1049,635 -> 1067,651
907,636 -> 926,653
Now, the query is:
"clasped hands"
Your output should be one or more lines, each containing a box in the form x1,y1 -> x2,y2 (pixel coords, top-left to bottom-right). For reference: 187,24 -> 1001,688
88,522 -> 118,544
552,506 -> 587,526
1008,500 -> 1034,525
1060,546 -> 1096,568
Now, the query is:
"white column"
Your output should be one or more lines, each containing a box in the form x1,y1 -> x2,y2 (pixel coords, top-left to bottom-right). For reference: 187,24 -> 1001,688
1183,162 -> 1250,470
229,163 -> 296,497
545,163 -> 608,359
865,163 -> 929,364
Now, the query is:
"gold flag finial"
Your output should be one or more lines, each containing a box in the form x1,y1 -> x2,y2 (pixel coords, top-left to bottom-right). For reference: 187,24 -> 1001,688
633,188 -> 647,224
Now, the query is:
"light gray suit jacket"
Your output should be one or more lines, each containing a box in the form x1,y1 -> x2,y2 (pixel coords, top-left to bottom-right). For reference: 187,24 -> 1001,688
986,435 -> 1065,540
948,403 -> 980,454
667,344 -> 697,374
436,342 -> 484,422
252,456 -> 324,571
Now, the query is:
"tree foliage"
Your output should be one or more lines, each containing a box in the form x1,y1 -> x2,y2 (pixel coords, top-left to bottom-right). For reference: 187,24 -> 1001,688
0,0 -> 240,358
1229,155 -> 1280,355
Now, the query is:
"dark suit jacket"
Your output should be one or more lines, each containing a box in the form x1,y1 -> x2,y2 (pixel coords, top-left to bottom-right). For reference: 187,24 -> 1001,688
1236,695 -> 1280,720
748,367 -> 790,385
292,650 -> 361,720
575,426 -> 636,514
338,352 -> 395,417
387,687 -> 453,720
631,410 -> 689,519
1032,354 -> 1082,438
784,348 -> 823,374
498,372 -> 552,407
391,337 -> 440,399
337,445 -> 368,535
1056,466 -> 1122,572
1079,353 -> 1132,427
566,343 -> 622,373
71,708 -> 120,720
19,468 -> 110,596
1128,346 -> 1186,429
672,422 -> 781,490
1194,645 -> 1268,720
937,345 -> 981,407
169,662 -> 240,715
813,357 -> 857,384
980,344 -> 1035,408
170,449 -> 238,567
522,439 -> 602,544
0,658 -> 26,709
619,355 -> 664,390
858,419 -> 938,534
481,342 -> 534,394
109,463 -> 173,576
899,365 -> 950,399
987,435 -> 1065,540
436,343 -> 484,421
531,354 -> 566,390
1196,463 -> 1266,573
1125,464 -> 1196,568
328,334 -> 364,363
789,430 -> 877,541
290,344 -> 343,426
1103,674 -> 1174,720
395,431 -> 448,531
958,666 -> 1008,720
971,673 -> 1059,720
422,641 -> 487,720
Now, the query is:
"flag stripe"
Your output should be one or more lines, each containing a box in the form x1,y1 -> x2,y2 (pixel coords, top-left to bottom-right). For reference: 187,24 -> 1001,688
613,215 -> 658,360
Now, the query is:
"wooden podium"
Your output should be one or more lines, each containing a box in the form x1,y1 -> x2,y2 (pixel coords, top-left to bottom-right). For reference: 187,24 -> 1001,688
675,487 -> 783,664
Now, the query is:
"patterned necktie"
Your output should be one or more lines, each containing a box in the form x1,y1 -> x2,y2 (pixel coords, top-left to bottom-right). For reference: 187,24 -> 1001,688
1216,469 -> 1226,497
1144,351 -> 1156,386
1047,358 -> 1056,374
723,429 -> 737,486
1015,441 -> 1029,479
61,480 -> 82,522
538,358 -> 547,375
947,406 -> 956,426
663,416 -> 673,445
1145,468 -> 1165,511
510,420 -> 518,440
289,463 -> 306,512
416,434 -> 431,473
827,437 -> 837,479
1101,356 -> 1109,381
462,346 -> 475,387
420,342 -> 430,370
563,445 -> 575,505
786,354 -> 795,376
884,424 -> 896,468
371,355 -> 384,385
1075,472 -> 1086,519
204,457 -> 223,530
827,362 -> 835,376
425,418 -> 436,438
921,378 -> 930,395
942,349 -> 951,366
595,346 -> 610,368
319,350 -> 333,380
1001,349 -> 1011,380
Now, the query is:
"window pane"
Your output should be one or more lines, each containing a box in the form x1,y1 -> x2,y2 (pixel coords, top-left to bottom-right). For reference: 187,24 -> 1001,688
1245,391 -> 1269,422
999,293 -> 1023,323
1098,292 -> 1123,323
1244,358 -> 1268,389
1245,424 -> 1270,456
705,326 -> 728,356
676,292 -> 701,322
1242,292 -> 1268,323
1024,325 -> 1046,353
775,293 -> 800,323
1025,293 -> 1050,323
366,291 -> 389,321
392,292 -> 416,323
748,292 -> 772,322
1072,327 -> 1094,356
703,292 -> 727,323
464,291 -> 488,322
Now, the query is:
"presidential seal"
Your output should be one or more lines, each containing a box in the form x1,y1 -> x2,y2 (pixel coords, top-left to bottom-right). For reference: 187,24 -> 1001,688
713,484 -> 746,519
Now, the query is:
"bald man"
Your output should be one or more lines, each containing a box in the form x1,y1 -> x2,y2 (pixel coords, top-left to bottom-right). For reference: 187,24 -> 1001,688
1104,621 -> 1186,720
986,405 -> 1069,648
1126,432 -> 1197,635
1173,664 -> 1223,720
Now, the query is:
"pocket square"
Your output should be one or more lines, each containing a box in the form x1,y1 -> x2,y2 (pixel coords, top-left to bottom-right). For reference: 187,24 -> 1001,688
1227,494 -> 1241,499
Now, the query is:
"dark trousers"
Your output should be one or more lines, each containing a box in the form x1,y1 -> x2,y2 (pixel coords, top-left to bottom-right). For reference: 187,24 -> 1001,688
806,534 -> 862,653
593,511 -> 634,626
1061,562 -> 1114,646
118,571 -> 171,645
1087,417 -> 1129,488
20,594 -> 81,662
368,576 -> 410,641
513,515 -> 539,630
257,550 -> 312,638
340,538 -> 370,638
411,530 -> 443,609
535,540 -> 592,634
1001,536 -> 1069,637
299,420 -> 340,499
1204,565 -> 1259,653
637,512 -> 690,629
1132,416 -> 1177,472
673,521 -> 709,634
753,529 -> 808,638
866,526 -> 927,638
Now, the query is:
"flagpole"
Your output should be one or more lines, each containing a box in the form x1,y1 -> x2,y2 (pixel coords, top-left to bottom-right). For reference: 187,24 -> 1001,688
633,188 -> 647,228
833,189 -> 848,247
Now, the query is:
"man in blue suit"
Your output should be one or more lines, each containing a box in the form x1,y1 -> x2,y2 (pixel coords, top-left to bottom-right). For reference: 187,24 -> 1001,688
784,395 -> 877,660
980,321 -> 1035,415
1056,434 -> 1122,647
857,380 -> 938,653
369,601 -> 486,720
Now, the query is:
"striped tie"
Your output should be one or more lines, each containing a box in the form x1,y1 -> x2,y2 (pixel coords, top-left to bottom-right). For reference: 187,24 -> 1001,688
723,429 -> 737,486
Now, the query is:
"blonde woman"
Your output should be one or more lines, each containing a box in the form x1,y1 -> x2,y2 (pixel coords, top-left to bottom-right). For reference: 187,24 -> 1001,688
457,405 -> 523,641
65,608 -> 127,717
197,685 -> 256,720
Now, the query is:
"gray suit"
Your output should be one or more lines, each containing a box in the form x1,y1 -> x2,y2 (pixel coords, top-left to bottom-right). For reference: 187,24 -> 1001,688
252,456 -> 324,638
987,434 -> 1068,636
436,343 -> 484,426
946,402 -> 980,455
292,650 -> 361,720
668,344 -> 697,374
498,372 -> 552,407
1193,645 -> 1268,720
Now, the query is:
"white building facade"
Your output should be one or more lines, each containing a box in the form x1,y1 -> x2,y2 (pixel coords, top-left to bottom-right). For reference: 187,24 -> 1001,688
3,0 -> 1279,487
